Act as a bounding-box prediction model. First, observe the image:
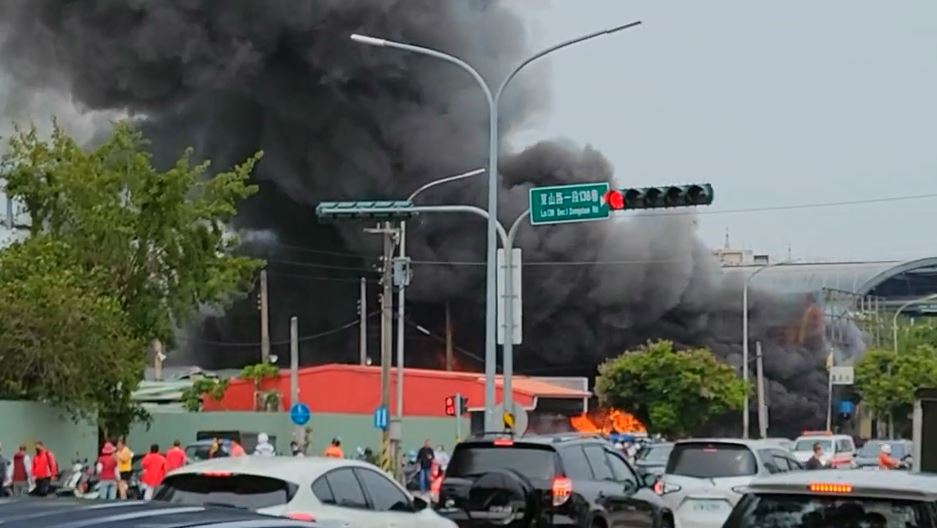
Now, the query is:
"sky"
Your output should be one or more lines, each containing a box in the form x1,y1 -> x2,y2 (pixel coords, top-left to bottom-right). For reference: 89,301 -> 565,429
513,0 -> 937,262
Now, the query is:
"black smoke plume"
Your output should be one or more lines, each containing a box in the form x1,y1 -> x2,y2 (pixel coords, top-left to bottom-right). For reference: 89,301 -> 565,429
0,0 -> 844,436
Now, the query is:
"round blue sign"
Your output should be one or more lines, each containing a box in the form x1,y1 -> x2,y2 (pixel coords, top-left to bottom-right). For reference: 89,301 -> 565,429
290,403 -> 311,426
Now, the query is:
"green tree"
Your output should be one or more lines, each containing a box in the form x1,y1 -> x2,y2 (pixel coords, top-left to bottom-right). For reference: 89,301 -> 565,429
2,122 -> 263,346
0,237 -> 143,435
181,378 -> 230,412
240,363 -> 280,411
855,344 -> 937,431
0,122 -> 264,435
595,340 -> 746,438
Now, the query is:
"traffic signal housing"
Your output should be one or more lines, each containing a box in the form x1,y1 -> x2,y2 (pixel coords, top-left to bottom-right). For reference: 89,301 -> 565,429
604,183 -> 714,211
316,200 -> 417,222
445,394 -> 468,416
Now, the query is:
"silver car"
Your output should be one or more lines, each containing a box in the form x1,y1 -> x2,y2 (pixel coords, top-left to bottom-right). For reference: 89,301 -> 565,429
655,438 -> 804,528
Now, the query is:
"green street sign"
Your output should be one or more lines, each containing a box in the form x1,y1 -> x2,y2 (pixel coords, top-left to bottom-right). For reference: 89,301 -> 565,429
529,182 -> 610,226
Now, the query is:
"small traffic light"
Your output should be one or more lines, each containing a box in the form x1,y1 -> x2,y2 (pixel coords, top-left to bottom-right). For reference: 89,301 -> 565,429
316,200 -> 418,222
444,395 -> 456,416
605,183 -> 714,211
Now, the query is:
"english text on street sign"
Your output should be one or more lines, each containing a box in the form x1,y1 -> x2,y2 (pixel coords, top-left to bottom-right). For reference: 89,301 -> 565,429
830,366 -> 855,386
529,182 -> 611,226
290,403 -> 311,426
373,405 -> 389,430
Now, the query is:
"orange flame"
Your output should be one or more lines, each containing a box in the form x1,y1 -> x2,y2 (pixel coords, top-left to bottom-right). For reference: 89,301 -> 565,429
570,408 -> 647,435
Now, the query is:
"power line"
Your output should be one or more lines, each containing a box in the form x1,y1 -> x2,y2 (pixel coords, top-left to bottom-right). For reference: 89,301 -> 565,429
181,311 -> 378,348
264,271 -> 377,283
252,242 -> 368,259
264,258 -> 377,273
403,318 -> 484,364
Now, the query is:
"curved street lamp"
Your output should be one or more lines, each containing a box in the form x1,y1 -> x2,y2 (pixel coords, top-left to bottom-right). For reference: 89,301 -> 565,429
892,292 -> 937,353
352,20 -> 642,430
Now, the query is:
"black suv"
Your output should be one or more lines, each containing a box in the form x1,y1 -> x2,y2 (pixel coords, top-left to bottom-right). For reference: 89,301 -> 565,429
436,433 -> 673,528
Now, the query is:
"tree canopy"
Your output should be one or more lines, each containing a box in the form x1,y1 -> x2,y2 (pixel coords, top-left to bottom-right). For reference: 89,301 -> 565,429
0,121 -> 264,435
595,340 -> 746,438
854,344 -> 937,424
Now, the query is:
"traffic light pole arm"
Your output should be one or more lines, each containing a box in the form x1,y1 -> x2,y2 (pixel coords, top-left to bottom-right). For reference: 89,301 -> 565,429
317,204 -> 510,247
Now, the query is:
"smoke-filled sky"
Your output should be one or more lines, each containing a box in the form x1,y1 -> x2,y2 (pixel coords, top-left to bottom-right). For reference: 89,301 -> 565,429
0,0 -> 917,434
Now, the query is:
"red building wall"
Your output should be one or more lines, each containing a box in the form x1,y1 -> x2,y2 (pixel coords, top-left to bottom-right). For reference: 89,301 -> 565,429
202,364 -> 540,417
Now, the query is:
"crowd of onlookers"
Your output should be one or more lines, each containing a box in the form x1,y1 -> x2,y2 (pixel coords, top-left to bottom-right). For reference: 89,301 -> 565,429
0,441 -> 57,497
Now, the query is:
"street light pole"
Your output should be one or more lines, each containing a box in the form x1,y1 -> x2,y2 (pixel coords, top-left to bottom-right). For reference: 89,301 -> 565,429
892,293 -> 937,353
352,21 -> 641,430
742,262 -> 788,438
396,168 -> 485,426
501,208 -> 530,422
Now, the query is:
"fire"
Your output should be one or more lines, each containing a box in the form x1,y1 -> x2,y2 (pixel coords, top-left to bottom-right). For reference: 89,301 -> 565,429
571,408 -> 647,435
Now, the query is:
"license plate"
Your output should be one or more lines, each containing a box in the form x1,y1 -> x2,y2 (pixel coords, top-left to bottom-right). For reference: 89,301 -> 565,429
691,501 -> 728,513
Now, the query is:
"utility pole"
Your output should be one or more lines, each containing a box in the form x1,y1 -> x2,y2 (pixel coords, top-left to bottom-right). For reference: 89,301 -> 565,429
359,277 -> 367,365
290,316 -> 303,450
260,269 -> 270,364
756,341 -> 767,439
445,302 -> 454,371
153,339 -> 165,382
367,222 -> 398,474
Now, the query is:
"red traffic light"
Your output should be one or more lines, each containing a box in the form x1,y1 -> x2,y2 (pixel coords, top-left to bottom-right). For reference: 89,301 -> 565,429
444,396 -> 456,416
604,190 -> 625,210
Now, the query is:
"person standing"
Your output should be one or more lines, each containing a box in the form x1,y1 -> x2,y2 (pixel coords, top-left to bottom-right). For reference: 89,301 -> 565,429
435,445 -> 450,472
229,440 -> 246,458
804,442 -> 827,470
416,439 -> 435,494
139,444 -> 167,500
0,443 -> 9,497
31,441 -> 57,497
290,441 -> 305,457
165,440 -> 186,472
115,439 -> 133,500
8,445 -> 31,496
96,442 -> 119,500
254,433 -> 276,456
323,438 -> 344,459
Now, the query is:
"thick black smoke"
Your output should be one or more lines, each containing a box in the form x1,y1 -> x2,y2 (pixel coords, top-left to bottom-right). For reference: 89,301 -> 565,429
0,0 -> 842,435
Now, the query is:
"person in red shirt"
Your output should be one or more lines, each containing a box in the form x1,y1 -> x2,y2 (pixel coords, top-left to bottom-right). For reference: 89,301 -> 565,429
31,441 -> 57,497
139,444 -> 167,500
96,442 -> 119,500
878,444 -> 901,470
229,441 -> 246,458
165,440 -> 186,472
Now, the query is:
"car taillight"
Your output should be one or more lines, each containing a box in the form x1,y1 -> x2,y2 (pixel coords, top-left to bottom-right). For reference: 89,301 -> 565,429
552,476 -> 572,507
286,512 -> 316,521
653,480 -> 681,496
809,483 -> 853,494
200,471 -> 233,477
493,438 -> 514,446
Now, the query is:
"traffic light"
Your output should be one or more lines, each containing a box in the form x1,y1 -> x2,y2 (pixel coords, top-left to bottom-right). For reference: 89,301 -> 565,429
445,394 -> 468,416
316,200 -> 418,222
603,183 -> 714,211
445,395 -> 456,416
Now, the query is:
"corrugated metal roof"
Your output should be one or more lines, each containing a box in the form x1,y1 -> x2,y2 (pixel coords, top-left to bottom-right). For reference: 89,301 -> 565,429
724,261 -> 901,294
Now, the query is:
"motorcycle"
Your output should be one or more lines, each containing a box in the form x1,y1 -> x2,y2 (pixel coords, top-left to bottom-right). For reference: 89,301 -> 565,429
55,460 -> 96,498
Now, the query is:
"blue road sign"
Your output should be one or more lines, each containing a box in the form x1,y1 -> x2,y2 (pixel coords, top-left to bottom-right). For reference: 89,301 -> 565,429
290,403 -> 311,426
373,406 -> 389,430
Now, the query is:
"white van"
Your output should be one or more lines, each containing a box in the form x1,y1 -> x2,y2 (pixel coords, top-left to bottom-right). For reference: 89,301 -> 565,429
791,431 -> 856,468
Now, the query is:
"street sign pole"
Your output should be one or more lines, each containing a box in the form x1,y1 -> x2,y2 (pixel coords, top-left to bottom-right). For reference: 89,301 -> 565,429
455,393 -> 462,443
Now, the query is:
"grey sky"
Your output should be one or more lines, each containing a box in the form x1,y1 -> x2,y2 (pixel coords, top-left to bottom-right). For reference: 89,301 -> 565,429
514,0 -> 937,262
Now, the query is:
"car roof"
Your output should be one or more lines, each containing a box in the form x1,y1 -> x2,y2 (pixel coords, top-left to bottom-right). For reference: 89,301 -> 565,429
461,432 -> 610,447
672,438 -> 787,449
744,470 -> 937,501
168,455 -> 376,483
0,498 -> 317,527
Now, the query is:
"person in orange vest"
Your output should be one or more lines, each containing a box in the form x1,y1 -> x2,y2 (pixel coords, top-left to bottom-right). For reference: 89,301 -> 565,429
878,444 -> 901,470
323,438 -> 344,458
31,441 -> 57,497
165,440 -> 186,472
229,441 -> 246,457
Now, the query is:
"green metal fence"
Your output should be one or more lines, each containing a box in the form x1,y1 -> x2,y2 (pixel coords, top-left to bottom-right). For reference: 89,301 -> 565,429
0,401 -> 98,462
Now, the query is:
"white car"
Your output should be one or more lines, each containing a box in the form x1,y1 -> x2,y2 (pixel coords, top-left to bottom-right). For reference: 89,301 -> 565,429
155,456 -> 457,528
655,439 -> 805,528
791,432 -> 857,468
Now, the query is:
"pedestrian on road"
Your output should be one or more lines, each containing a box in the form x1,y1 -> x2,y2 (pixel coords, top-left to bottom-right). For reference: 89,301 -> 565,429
254,433 -> 275,457
139,444 -> 167,500
416,439 -> 435,494
8,445 -> 31,496
804,442 -> 827,470
165,440 -> 186,472
324,438 -> 344,459
229,440 -> 246,458
31,441 -> 57,497
435,445 -> 450,472
878,444 -> 901,470
96,442 -> 119,500
290,441 -> 305,457
115,439 -> 133,500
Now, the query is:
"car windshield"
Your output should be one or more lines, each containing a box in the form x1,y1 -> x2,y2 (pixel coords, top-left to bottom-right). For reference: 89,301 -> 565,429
858,442 -> 907,459
447,444 -> 557,481
794,439 -> 833,452
155,473 -> 298,510
666,442 -> 757,478
731,493 -> 929,528
639,445 -> 672,462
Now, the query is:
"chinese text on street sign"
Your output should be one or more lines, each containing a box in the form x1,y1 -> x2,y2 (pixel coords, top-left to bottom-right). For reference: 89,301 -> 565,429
529,182 -> 610,226
830,366 -> 854,386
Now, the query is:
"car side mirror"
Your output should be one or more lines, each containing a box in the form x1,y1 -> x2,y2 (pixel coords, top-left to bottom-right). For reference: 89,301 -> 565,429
641,472 -> 658,489
412,497 -> 428,512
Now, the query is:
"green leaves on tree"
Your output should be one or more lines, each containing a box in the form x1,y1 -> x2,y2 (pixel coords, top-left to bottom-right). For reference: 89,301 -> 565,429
0,121 -> 264,436
855,340 -> 937,428
595,340 -> 746,438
